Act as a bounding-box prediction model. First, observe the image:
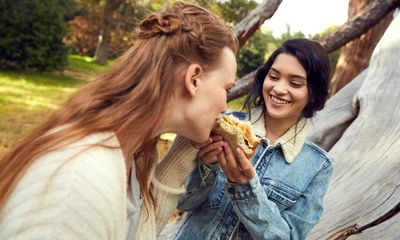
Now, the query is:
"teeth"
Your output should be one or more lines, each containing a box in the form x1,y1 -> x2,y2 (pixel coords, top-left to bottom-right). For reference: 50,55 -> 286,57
271,95 -> 290,104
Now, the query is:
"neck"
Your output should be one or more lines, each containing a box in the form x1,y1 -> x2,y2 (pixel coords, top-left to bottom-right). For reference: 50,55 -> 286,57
264,114 -> 297,144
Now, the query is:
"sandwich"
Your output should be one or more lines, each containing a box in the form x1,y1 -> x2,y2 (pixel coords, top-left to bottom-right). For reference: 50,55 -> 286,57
213,114 -> 261,157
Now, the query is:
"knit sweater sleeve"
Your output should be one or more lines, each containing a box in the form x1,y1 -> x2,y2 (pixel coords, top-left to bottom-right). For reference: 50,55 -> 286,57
134,135 -> 198,239
0,136 -> 127,240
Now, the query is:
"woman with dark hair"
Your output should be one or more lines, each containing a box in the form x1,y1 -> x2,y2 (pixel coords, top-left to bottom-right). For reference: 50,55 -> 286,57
0,2 -> 238,239
174,38 -> 334,239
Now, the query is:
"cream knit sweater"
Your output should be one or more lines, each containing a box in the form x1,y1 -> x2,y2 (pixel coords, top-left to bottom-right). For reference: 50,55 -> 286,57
0,132 -> 198,240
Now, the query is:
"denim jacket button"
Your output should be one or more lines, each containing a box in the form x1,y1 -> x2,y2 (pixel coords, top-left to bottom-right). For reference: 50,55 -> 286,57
228,187 -> 235,194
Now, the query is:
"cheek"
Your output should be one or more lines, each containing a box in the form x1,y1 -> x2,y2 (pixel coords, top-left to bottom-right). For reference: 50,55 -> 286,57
295,89 -> 309,107
215,89 -> 227,109
262,80 -> 272,96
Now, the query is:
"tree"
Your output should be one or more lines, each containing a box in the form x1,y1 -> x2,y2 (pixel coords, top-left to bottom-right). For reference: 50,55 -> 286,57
216,0 -> 257,25
234,0 -> 282,48
329,0 -> 394,95
93,0 -> 124,64
0,0 -> 68,71
228,0 -> 400,101
307,13 -> 400,239
237,31 -> 271,78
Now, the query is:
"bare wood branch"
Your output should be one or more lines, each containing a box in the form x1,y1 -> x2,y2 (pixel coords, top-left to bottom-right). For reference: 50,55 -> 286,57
320,0 -> 400,53
308,12 -> 400,239
307,70 -> 365,151
228,0 -> 400,101
227,70 -> 257,101
234,0 -> 283,48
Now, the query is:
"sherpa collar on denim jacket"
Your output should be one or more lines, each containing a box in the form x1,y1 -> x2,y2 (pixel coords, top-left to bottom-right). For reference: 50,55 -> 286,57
246,107 -> 307,164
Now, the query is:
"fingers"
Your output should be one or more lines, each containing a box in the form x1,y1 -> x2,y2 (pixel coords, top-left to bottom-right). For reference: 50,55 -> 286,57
235,147 -> 255,179
200,144 -> 223,165
198,141 -> 223,157
222,142 -> 237,169
197,135 -> 224,165
218,142 -> 255,184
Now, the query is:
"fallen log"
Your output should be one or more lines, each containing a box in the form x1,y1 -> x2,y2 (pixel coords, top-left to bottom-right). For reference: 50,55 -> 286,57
307,11 -> 400,239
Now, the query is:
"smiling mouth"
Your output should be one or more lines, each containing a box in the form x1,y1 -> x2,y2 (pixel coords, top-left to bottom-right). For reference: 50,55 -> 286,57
270,95 -> 291,105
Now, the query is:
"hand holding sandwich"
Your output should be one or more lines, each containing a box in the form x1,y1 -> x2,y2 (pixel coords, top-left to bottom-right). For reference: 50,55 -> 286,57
211,114 -> 260,183
193,135 -> 224,165
217,142 -> 255,184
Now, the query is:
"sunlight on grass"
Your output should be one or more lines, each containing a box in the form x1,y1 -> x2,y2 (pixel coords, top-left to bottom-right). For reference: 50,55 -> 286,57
0,69 -> 85,157
67,55 -> 111,74
0,73 -> 82,111
0,54 -> 112,157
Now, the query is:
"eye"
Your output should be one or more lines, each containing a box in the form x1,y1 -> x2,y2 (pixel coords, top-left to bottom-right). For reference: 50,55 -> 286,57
268,73 -> 279,81
290,81 -> 306,88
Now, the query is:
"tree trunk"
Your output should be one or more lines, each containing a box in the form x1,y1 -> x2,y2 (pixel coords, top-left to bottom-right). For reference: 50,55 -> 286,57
93,0 -> 123,64
228,0 -> 400,101
307,12 -> 400,239
329,0 -> 394,96
234,0 -> 283,48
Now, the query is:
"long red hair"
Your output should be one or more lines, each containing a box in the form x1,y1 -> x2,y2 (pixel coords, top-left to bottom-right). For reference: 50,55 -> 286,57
0,2 -> 238,212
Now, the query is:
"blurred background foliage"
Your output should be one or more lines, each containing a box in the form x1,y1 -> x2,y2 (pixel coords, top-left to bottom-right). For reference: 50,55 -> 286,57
0,0 -> 340,74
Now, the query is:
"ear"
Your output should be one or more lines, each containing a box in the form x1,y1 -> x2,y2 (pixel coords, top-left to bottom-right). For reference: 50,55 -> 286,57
184,63 -> 203,97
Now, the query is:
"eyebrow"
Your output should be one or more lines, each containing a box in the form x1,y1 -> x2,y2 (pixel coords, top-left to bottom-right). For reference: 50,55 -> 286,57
270,67 -> 307,80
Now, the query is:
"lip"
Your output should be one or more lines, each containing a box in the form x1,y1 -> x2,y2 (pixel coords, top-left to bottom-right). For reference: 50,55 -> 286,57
269,94 -> 291,106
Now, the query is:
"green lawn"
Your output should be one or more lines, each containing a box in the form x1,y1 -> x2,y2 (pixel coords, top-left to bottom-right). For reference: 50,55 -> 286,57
0,55 -> 245,157
0,55 -> 109,157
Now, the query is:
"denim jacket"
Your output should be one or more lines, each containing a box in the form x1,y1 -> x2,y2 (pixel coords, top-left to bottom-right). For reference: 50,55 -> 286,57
174,110 -> 334,240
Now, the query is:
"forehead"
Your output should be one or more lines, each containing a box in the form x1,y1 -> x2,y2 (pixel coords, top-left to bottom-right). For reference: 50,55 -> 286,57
219,47 -> 237,83
272,53 -> 306,76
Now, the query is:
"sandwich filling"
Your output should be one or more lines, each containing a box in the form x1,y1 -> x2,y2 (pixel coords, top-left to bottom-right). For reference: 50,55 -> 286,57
214,115 -> 261,157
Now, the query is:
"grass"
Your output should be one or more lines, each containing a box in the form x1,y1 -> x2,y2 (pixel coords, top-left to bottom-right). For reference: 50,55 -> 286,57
67,55 -> 111,75
0,55 -> 109,157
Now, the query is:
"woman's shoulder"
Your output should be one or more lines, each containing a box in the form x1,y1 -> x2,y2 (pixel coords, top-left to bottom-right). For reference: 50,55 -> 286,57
11,131 -> 126,203
39,132 -> 124,175
302,139 -> 334,167
0,132 -> 126,239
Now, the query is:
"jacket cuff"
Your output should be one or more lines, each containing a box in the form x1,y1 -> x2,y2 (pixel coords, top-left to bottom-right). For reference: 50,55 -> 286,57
199,160 -> 220,185
225,174 -> 261,200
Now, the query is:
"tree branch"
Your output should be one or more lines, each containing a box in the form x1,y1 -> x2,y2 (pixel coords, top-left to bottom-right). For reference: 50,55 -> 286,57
234,0 -> 283,48
320,0 -> 400,53
228,0 -> 400,101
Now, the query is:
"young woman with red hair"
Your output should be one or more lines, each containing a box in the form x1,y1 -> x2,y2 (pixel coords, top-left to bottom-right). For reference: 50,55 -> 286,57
0,2 -> 238,239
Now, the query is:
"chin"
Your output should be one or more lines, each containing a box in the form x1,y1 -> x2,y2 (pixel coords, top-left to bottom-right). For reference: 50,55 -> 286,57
182,131 -> 209,144
196,133 -> 211,143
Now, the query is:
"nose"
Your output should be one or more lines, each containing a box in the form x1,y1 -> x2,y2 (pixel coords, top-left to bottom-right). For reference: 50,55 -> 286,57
273,80 -> 289,94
